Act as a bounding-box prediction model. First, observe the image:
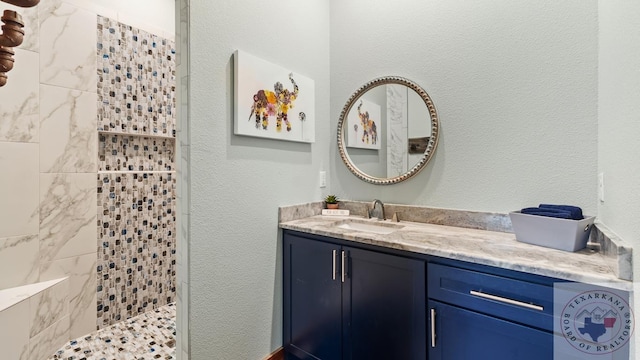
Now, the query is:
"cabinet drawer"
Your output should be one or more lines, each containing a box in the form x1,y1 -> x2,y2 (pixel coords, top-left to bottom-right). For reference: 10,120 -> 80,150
428,263 -> 554,331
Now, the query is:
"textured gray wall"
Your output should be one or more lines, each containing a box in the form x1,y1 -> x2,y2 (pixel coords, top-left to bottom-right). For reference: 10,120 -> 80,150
597,0 -> 640,356
330,0 -> 599,215
187,1 -> 331,358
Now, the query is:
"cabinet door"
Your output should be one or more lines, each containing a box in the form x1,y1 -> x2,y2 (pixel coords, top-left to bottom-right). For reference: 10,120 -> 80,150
344,247 -> 426,360
428,300 -> 552,360
284,234 -> 342,360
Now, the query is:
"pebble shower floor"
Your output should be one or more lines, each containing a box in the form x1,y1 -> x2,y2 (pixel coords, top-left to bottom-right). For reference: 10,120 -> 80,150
49,303 -> 176,360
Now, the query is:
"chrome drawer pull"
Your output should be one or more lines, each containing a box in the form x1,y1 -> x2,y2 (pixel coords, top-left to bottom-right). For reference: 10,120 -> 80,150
332,249 -> 337,280
469,290 -> 544,311
341,250 -> 346,283
430,308 -> 436,348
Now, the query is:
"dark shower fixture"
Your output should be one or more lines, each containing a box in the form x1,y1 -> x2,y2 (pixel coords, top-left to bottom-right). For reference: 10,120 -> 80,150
0,0 -> 40,87
1,0 -> 38,6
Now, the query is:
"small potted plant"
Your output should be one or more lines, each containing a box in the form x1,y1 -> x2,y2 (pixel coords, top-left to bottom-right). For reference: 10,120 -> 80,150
324,195 -> 340,209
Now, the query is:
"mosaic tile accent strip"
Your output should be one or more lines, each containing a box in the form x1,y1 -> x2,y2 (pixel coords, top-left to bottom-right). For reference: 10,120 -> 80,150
50,302 -> 176,360
99,133 -> 175,172
97,16 -> 176,137
97,173 -> 176,329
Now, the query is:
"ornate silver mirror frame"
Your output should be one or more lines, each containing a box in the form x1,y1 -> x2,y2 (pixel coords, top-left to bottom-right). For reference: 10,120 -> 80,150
337,76 -> 439,185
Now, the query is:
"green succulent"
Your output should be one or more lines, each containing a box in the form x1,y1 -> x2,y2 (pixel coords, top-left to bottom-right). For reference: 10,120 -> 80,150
324,195 -> 339,204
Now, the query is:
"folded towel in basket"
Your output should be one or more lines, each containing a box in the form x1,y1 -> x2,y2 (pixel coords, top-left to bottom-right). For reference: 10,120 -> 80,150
538,204 -> 583,220
520,207 -> 574,219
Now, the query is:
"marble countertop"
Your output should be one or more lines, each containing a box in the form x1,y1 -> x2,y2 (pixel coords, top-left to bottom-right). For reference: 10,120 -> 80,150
279,214 -> 631,290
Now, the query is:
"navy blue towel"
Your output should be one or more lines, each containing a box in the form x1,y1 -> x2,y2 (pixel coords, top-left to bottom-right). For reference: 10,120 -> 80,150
538,204 -> 583,220
520,207 -> 573,219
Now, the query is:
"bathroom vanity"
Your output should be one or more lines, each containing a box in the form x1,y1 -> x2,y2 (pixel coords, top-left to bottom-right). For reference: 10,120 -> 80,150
285,72 -> 635,360
284,230 -> 426,359
279,203 -> 632,360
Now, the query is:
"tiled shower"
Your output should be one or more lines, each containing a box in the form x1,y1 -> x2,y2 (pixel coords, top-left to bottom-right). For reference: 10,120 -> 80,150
0,0 -> 176,358
96,14 -> 176,328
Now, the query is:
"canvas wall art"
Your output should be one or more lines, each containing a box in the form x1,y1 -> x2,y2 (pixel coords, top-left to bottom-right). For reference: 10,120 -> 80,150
234,50 -> 315,143
347,98 -> 381,150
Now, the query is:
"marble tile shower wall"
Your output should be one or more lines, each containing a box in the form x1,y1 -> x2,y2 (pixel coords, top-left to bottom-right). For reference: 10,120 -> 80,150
0,1 -> 99,354
175,0 -> 190,358
0,0 -> 176,357
0,279 -> 71,360
96,17 -> 177,329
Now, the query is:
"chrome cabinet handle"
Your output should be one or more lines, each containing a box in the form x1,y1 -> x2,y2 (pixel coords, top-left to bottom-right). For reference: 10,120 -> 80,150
470,290 -> 544,311
430,308 -> 436,348
341,251 -> 346,283
332,249 -> 337,280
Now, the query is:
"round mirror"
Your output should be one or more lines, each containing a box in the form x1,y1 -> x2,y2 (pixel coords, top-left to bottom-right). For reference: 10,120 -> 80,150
337,76 -> 439,185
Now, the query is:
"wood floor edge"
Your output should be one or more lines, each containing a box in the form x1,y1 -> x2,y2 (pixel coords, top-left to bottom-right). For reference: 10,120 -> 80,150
262,347 -> 284,360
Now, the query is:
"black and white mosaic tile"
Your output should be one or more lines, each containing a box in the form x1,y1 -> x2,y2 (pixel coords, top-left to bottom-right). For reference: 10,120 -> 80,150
97,173 -> 176,328
97,16 -> 176,137
96,15 -> 177,331
50,303 -> 176,360
98,133 -> 175,172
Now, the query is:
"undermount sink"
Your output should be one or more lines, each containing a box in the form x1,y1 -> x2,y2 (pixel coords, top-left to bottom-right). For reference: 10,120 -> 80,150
332,219 -> 404,235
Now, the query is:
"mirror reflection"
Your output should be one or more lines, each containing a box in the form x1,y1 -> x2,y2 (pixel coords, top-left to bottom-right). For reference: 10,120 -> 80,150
338,76 -> 439,185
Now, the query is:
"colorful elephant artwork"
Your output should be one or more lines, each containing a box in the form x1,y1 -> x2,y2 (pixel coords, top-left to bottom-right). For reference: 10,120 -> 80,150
249,73 -> 299,132
234,49 -> 315,143
346,97 -> 381,150
357,100 -> 377,145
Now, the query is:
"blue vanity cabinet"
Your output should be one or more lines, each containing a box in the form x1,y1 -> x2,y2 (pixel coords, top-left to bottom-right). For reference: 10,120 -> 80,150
427,262 -> 555,360
283,226 -> 630,359
283,232 -> 343,360
427,300 -> 553,360
283,230 -> 426,360
345,246 -> 426,360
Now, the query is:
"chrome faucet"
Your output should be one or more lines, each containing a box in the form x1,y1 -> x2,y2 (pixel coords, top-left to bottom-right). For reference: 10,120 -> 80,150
369,199 -> 385,220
